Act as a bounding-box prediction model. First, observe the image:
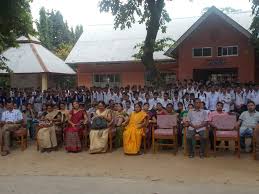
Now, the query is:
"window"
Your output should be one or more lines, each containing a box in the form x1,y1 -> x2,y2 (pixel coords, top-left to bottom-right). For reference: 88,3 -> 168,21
192,47 -> 212,57
93,74 -> 120,87
218,46 -> 238,56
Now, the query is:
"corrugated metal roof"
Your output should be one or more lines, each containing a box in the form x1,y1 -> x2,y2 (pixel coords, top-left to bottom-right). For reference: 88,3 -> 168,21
1,36 -> 75,74
65,9 -> 253,64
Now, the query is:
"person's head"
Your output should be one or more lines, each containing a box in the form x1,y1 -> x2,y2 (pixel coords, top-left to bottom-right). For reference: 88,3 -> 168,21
125,100 -> 131,109
27,103 -> 33,110
221,87 -> 226,94
109,99 -> 115,108
72,101 -> 80,110
42,104 -> 47,111
163,92 -> 169,100
184,93 -> 190,100
247,101 -> 256,112
216,102 -> 224,112
145,93 -> 150,100
143,103 -> 150,112
6,101 -> 14,111
46,104 -> 53,113
174,91 -> 178,99
201,101 -> 206,110
177,102 -> 184,111
166,103 -> 174,113
153,92 -> 159,99
134,92 -> 139,99
156,102 -> 163,111
59,102 -> 66,110
134,102 -> 142,113
116,103 -> 124,112
194,98 -> 202,109
188,104 -> 194,111
97,101 -> 106,111
211,86 -> 216,93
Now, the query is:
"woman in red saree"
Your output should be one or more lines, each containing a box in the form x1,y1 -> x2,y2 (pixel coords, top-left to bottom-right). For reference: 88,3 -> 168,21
64,101 -> 88,152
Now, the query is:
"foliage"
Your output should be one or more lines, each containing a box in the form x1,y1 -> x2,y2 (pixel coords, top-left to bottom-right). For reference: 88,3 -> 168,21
133,37 -> 174,59
250,0 -> 259,50
37,7 -> 83,52
99,0 -> 171,85
55,43 -> 74,60
0,0 -> 34,71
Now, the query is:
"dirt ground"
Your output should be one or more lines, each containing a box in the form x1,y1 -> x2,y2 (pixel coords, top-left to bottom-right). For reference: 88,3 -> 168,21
0,142 -> 259,187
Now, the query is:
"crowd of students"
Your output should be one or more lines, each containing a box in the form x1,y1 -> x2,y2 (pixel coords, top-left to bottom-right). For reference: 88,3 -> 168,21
0,80 -> 259,158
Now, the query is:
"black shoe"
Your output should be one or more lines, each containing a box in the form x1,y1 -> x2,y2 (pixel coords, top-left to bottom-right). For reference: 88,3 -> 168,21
200,153 -> 205,159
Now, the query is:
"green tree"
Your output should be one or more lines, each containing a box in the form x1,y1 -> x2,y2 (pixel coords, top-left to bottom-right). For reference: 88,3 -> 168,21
37,8 -> 83,51
99,0 -> 171,84
250,0 -> 259,50
0,0 -> 34,71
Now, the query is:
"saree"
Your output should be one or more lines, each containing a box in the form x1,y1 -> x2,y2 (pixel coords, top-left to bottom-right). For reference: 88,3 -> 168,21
37,110 -> 60,149
123,111 -> 147,154
89,109 -> 109,153
64,110 -> 85,152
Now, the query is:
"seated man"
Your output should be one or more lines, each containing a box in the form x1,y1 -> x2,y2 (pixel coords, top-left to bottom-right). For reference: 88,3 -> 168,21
0,101 -> 23,156
185,98 -> 208,158
236,101 -> 259,152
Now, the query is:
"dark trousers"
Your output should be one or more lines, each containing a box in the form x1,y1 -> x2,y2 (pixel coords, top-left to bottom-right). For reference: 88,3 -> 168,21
186,129 -> 207,155
209,128 -> 229,150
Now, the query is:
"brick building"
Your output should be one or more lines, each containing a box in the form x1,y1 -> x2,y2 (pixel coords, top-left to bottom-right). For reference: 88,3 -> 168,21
66,6 -> 256,87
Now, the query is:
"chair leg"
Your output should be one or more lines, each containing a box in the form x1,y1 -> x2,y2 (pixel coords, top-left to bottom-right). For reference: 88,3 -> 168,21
21,136 -> 24,151
174,136 -> 178,155
237,139 -> 240,158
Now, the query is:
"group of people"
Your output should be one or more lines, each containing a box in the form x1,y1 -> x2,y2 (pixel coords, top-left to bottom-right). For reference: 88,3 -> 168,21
0,79 -> 259,158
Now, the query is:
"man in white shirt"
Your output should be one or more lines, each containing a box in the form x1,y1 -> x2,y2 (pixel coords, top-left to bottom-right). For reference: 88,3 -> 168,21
208,87 -> 219,111
234,86 -> 245,114
149,92 -> 161,110
124,100 -> 134,115
219,87 -> 232,112
172,91 -> 182,111
160,92 -> 172,108
0,101 -> 23,156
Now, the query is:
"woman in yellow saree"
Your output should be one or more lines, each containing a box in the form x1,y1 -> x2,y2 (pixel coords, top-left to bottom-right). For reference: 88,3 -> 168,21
123,102 -> 148,155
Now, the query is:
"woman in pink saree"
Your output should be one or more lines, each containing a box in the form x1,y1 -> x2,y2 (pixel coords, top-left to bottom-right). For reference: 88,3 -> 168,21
64,101 -> 88,152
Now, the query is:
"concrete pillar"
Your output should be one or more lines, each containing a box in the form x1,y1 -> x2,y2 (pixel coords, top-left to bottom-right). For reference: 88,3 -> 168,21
41,73 -> 48,91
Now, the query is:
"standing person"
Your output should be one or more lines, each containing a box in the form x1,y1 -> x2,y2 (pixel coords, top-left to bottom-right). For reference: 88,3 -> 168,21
177,102 -> 188,147
89,101 -> 112,153
149,92 -> 161,110
124,100 -> 134,115
172,91 -> 181,111
25,103 -> 36,140
160,92 -> 172,108
184,98 -> 208,158
123,102 -> 148,155
208,87 -> 219,111
34,92 -> 43,114
219,87 -> 232,112
236,101 -> 259,152
64,101 -> 88,152
234,86 -> 245,115
0,101 -> 23,156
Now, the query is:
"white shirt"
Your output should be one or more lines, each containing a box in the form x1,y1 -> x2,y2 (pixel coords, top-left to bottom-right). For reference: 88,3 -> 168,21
172,97 -> 181,111
160,99 -> 172,108
1,109 -> 23,122
235,92 -> 244,107
149,98 -> 161,109
219,93 -> 232,112
208,92 -> 219,111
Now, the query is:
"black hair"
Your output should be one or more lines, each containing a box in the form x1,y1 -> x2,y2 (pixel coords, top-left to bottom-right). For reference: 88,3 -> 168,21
247,100 -> 255,106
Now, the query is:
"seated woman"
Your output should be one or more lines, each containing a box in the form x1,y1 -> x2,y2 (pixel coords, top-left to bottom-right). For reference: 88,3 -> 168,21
165,103 -> 179,116
123,102 -> 148,155
37,104 -> 62,152
64,101 -> 88,152
89,101 -> 112,154
156,102 -> 167,115
114,103 -> 129,148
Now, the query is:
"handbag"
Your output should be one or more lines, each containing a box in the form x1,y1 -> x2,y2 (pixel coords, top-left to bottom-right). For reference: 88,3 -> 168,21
91,117 -> 108,130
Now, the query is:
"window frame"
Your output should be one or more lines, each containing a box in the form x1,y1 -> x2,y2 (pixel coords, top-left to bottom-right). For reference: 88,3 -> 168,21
217,45 -> 239,57
192,47 -> 213,58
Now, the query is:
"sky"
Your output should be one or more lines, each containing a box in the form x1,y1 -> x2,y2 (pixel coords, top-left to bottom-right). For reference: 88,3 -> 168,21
30,0 -> 252,28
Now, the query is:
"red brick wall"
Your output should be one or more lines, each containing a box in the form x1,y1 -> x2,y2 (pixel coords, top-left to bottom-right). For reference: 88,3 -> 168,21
177,13 -> 255,82
77,62 -> 178,87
